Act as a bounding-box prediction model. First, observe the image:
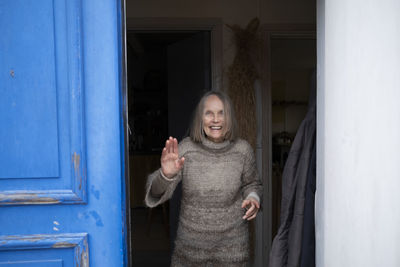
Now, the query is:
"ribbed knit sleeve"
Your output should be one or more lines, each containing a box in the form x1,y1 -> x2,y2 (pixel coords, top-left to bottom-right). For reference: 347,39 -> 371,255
145,168 -> 182,208
241,141 -> 263,202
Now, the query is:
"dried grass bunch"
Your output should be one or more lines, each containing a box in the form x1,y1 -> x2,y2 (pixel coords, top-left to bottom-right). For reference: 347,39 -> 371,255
226,18 -> 260,148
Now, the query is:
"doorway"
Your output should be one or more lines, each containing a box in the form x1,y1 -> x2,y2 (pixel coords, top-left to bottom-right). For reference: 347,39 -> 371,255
125,20 -> 316,267
127,30 -> 211,266
270,36 -> 316,237
257,26 -> 316,266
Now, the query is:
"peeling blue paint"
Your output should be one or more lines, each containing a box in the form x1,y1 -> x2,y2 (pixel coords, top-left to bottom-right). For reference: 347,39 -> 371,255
0,190 -> 85,206
90,186 -> 100,200
89,211 -> 104,227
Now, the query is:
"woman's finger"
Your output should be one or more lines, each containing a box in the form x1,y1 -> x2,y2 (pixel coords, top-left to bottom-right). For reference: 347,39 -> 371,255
246,198 -> 260,209
161,147 -> 167,160
173,138 -> 178,154
243,211 -> 254,220
245,203 -> 255,216
176,157 -> 185,169
246,207 -> 259,220
247,211 -> 258,221
164,140 -> 168,152
165,139 -> 170,154
242,202 -> 251,219
241,199 -> 250,209
167,138 -> 173,153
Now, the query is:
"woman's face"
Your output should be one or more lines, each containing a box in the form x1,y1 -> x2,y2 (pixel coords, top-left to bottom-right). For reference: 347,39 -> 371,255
202,95 -> 226,143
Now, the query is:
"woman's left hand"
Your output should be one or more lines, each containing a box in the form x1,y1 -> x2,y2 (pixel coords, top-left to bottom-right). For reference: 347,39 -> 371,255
241,198 -> 260,221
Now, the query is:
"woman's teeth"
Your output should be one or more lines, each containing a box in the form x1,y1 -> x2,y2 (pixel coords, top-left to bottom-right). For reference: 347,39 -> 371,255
210,126 -> 222,130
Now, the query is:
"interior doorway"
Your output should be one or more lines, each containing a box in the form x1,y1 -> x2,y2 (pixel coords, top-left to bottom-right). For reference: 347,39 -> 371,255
270,36 -> 316,237
124,19 -> 316,267
126,30 -> 212,266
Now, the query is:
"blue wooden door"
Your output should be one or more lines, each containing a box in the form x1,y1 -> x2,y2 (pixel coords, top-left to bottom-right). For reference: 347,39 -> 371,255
0,0 -> 127,266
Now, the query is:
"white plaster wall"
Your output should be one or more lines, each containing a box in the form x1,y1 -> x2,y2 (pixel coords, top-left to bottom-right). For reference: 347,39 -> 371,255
316,0 -> 400,266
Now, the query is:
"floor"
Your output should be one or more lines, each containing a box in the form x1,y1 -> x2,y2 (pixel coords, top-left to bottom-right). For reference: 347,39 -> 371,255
131,207 -> 171,267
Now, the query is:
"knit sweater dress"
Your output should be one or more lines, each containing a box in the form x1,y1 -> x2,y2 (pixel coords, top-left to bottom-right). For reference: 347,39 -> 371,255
145,137 -> 263,267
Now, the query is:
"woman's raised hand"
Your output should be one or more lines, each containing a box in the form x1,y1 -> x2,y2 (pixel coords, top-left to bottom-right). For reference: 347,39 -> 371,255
161,137 -> 185,179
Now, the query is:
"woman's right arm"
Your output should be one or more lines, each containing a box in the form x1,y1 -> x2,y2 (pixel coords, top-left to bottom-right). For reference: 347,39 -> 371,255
145,137 -> 185,208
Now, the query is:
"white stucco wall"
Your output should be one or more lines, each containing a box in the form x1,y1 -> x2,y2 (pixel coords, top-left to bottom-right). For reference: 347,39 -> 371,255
316,0 -> 400,266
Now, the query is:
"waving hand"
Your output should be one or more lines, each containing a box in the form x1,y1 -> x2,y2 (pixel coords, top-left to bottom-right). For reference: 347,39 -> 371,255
161,137 -> 185,179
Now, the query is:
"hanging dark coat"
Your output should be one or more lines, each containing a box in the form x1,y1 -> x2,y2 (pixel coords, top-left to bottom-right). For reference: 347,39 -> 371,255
269,102 -> 316,267
299,142 -> 316,267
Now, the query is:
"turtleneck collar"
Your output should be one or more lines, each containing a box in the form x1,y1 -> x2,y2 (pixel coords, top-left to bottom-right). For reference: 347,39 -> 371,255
201,136 -> 231,151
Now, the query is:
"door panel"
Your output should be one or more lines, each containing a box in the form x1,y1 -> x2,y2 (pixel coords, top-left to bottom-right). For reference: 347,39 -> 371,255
0,0 -> 126,266
0,0 -> 86,204
0,234 -> 87,267
0,0 -> 59,179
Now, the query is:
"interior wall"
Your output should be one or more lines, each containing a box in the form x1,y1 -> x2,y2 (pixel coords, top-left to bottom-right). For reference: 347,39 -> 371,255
126,0 -> 316,91
271,38 -> 316,135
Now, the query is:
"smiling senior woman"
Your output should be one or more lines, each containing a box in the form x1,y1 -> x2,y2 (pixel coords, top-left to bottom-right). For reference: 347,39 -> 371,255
145,91 -> 263,267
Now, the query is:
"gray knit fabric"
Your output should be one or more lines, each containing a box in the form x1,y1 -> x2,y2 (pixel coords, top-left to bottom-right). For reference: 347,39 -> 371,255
145,137 -> 263,267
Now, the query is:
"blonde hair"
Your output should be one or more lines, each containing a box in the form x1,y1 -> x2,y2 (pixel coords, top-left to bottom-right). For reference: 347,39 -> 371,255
190,91 -> 238,142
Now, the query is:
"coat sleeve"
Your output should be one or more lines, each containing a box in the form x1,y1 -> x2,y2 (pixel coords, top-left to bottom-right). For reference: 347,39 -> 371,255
241,142 -> 263,202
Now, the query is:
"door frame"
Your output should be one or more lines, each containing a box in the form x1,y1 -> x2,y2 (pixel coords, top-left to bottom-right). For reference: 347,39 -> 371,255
126,17 -> 223,91
119,0 -> 130,266
259,23 -> 316,266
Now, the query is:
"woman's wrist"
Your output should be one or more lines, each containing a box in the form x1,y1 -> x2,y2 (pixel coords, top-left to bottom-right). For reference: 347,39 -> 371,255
246,192 -> 260,204
160,169 -> 177,181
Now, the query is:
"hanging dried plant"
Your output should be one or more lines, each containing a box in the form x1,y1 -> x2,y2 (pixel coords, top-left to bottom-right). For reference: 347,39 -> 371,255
226,17 -> 260,149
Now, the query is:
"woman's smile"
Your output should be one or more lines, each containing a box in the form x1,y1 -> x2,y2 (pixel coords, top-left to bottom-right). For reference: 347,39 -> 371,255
210,126 -> 222,130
